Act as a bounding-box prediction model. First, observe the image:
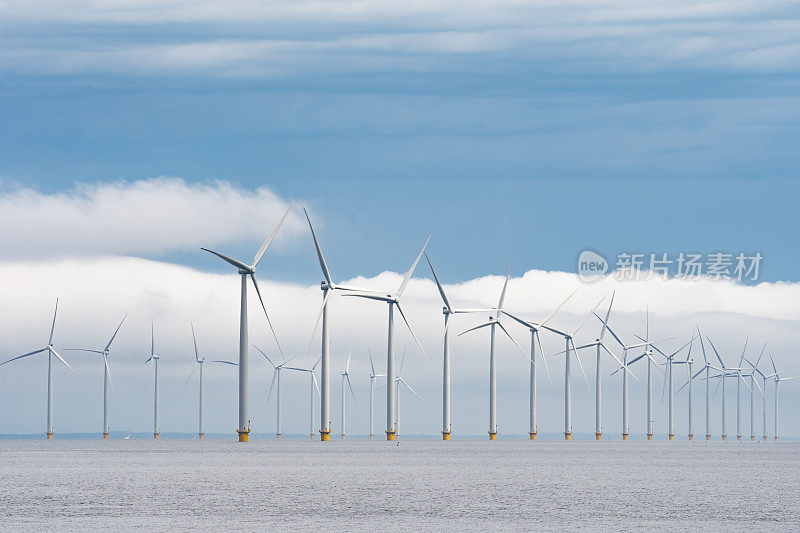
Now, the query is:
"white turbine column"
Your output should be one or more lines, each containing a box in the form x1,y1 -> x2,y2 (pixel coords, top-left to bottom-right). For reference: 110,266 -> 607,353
529,330 -> 537,440
646,356 -> 653,440
198,362 -> 204,438
396,382 -> 401,438
736,371 -> 742,441
320,285 -> 331,441
153,357 -> 159,439
721,374 -> 727,440
369,377 -> 375,439
749,374 -> 755,441
386,303 -> 396,440
595,343 -> 602,440
276,370 -> 282,439
341,374 -> 346,439
564,337 -> 571,440
774,380 -> 779,441
762,376 -> 768,440
309,374 -> 315,439
488,322 -> 497,440
687,362 -> 694,440
705,366 -> 711,440
442,312 -> 451,440
103,358 -> 110,439
668,360 -> 674,440
46,349 -> 54,439
622,349 -> 629,440
238,272 -> 249,442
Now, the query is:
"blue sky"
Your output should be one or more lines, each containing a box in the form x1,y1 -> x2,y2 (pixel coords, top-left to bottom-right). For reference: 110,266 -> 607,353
0,1 -> 799,437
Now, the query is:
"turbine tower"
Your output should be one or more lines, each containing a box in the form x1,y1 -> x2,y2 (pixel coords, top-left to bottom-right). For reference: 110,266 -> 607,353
144,322 -> 160,439
604,321 -> 653,440
179,323 -> 208,438
768,354 -> 796,441
744,348 -> 768,441
0,299 -> 75,439
368,351 -> 386,439
64,314 -> 127,439
503,291 -> 576,440
340,351 -> 354,439
343,237 -> 431,441
201,202 -> 292,442
282,359 -> 321,439
258,347 -> 295,439
304,208 -> 379,441
572,292 -> 634,440
544,297 -> 606,440
705,336 -> 731,441
425,253 -> 492,440
632,309 -> 668,440
394,353 -> 423,439
656,336 -> 696,440
459,264 -> 532,440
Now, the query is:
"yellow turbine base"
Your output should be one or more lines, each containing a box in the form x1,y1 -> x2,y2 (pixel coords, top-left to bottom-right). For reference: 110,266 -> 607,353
386,431 -> 396,441
622,433 -> 629,440
596,433 -> 602,440
688,435 -> 694,441
369,434 -> 373,440
277,434 -> 282,439
311,434 -> 316,439
647,434 -> 653,440
199,433 -> 204,439
320,430 -> 330,441
751,436 -> 755,441
103,433 -> 109,440
775,436 -> 779,441
564,433 -> 572,440
237,429 -> 249,442
722,436 -> 726,441
341,434 -> 346,439
442,432 -> 451,440
763,435 -> 768,440
668,435 -> 674,440
489,432 -> 497,440
46,433 -> 53,440
706,435 -> 711,440
737,436 -> 741,441
529,433 -> 537,440
154,433 -> 160,440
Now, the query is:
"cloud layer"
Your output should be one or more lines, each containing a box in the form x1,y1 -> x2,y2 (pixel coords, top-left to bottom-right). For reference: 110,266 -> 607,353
0,177 -> 303,258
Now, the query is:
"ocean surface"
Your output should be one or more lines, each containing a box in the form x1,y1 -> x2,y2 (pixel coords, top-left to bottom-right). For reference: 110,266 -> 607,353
1,438 -> 798,531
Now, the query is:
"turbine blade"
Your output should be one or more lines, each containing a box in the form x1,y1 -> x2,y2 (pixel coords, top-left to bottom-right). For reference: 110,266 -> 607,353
369,350 -> 375,376
50,348 -> 77,374
600,342 -> 636,381
104,314 -> 128,352
254,345 -> 276,368
705,335 -> 726,369
571,339 -> 591,390
497,321 -> 532,363
400,378 -> 423,399
62,348 -> 104,354
346,374 -> 355,399
253,202 -> 294,267
395,302 -> 431,367
539,289 -> 577,328
599,290 -> 615,340
266,369 -> 278,407
103,353 -> 114,390
211,360 -> 238,366
201,248 -> 250,271
497,261 -> 511,310
180,362 -> 199,394
49,298 -> 58,345
501,311 -> 536,330
458,321 -> 494,337
424,252 -> 451,311
572,296 -> 606,337
1,347 -> 47,365
711,376 -> 722,402
312,373 -> 321,396
341,293 -> 394,303
191,322 -> 200,362
398,235 -> 431,296
305,288 -> 333,359
303,207 -> 333,285
697,326 -> 708,365
738,336 -> 749,367
535,331 -> 553,388
250,273 -> 284,359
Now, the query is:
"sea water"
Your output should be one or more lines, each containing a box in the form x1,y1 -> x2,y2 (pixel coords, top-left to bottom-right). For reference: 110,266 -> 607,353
1,439 -> 797,531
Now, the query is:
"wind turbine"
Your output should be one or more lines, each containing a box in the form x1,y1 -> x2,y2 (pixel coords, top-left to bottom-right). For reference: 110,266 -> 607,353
705,336 -> 752,441
340,351 -> 354,439
572,292 -> 636,440
543,297 -> 606,440
343,237 -> 432,441
425,253 -> 492,440
64,314 -> 127,439
257,346 -> 295,439
458,264 -> 532,440
678,331 -> 721,441
744,348 -> 769,441
1,299 -> 75,439
201,202 -> 293,442
605,321 -> 655,440
394,353 -> 423,439
631,309 -> 670,440
503,290 -> 577,440
767,354 -> 796,441
179,323 -> 207,438
144,321 -> 160,439
282,358 -> 321,439
368,351 -> 386,440
674,332 -> 697,440
656,335 -> 697,440
735,338 -> 749,441
303,208 -> 379,441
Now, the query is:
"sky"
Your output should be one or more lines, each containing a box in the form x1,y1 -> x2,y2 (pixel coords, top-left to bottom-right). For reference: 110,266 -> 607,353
0,0 -> 798,438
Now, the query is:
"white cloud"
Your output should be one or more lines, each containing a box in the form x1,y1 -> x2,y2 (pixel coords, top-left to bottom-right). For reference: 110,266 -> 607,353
0,177 -> 304,258
0,255 -> 797,437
